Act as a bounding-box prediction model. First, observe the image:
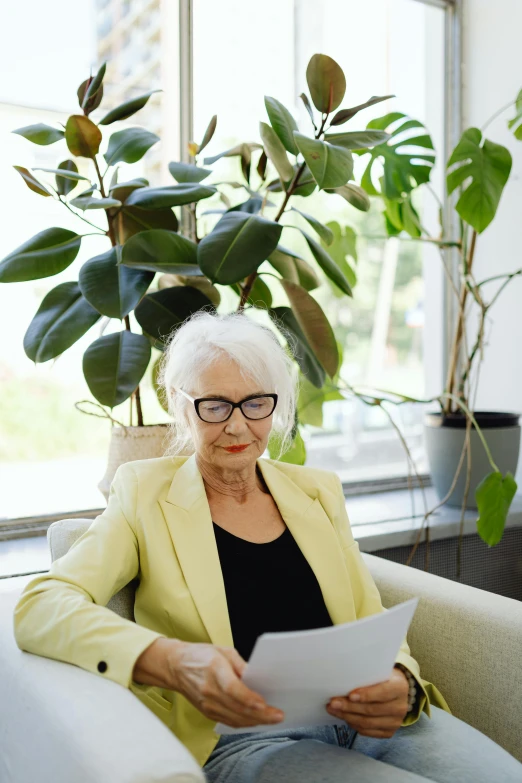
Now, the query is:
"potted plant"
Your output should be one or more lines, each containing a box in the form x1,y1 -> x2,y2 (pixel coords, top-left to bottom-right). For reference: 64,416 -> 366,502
0,55 -> 393,497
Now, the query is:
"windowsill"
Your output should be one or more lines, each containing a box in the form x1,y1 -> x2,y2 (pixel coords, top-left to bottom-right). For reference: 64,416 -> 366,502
1,487 -> 522,583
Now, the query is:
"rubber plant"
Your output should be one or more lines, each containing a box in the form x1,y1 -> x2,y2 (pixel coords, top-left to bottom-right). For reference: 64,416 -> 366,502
0,54 -> 395,446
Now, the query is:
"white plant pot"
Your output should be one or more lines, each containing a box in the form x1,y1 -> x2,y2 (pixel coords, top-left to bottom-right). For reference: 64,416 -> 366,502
98,424 -> 171,501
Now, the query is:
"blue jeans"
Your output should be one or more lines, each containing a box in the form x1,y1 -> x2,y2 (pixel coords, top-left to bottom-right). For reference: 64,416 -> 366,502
203,706 -> 522,782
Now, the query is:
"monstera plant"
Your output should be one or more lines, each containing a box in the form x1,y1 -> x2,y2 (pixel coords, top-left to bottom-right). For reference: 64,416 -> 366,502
0,54 -> 398,441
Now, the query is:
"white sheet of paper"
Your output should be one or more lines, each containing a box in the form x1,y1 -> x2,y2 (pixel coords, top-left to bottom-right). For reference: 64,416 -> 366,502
216,597 -> 419,734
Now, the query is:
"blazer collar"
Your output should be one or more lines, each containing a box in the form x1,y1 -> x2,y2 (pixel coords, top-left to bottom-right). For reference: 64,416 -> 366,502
159,454 -> 356,649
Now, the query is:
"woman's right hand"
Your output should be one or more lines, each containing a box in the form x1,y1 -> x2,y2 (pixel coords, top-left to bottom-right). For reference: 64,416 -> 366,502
167,639 -> 285,728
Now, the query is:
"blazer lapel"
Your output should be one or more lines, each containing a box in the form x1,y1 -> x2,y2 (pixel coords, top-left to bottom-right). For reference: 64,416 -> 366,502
257,460 -> 357,626
159,455 -> 357,649
159,454 -> 234,648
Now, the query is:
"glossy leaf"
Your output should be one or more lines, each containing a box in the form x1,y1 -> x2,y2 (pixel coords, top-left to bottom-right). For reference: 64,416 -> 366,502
77,76 -> 104,114
203,141 -> 263,166
70,195 -> 122,210
135,286 -> 214,345
104,127 -> 159,166
383,195 -> 422,238
330,95 -> 394,126
12,123 -> 65,145
13,166 -> 52,197
268,245 -> 320,291
34,161 -> 89,197
24,282 -> 100,362
321,222 -> 357,294
168,161 -> 212,183
269,426 -> 306,465
265,96 -> 299,155
325,183 -> 371,212
227,195 -> 267,214
298,373 -> 344,428
0,228 -> 81,282
300,93 -> 316,128
269,306 -> 325,388
158,273 -> 221,306
78,246 -> 154,318
109,178 -> 148,204
81,62 -> 106,112
125,183 -> 216,209
360,113 -> 435,199
121,229 -> 199,274
197,211 -> 282,285
446,128 -> 512,234
65,115 -> 102,158
306,54 -> 346,114
280,279 -> 339,377
244,275 -> 273,309
301,229 -> 353,296
117,205 -> 179,242
198,115 -> 217,154
83,330 -> 151,407
290,207 -> 333,245
99,90 -> 161,125
293,133 -> 354,189
260,122 -> 294,182
507,89 -> 522,140
476,471 -> 517,546
324,130 -> 390,149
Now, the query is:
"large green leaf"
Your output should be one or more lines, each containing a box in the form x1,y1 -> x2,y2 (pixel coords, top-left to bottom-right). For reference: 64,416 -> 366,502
203,142 -> 263,183
446,128 -> 512,234
121,229 -> 200,275
264,96 -> 299,155
13,166 -> 52,197
300,229 -> 353,296
83,330 -> 151,407
293,133 -> 354,189
269,426 -> 306,465
507,89 -> 522,140
259,122 -> 294,183
198,212 -> 282,285
109,178 -> 149,203
158,273 -> 221,306
168,161 -> 212,183
78,246 -> 154,318
268,246 -> 320,291
306,54 -> 346,114
360,113 -> 435,199
329,95 -> 394,126
280,279 -> 339,377
0,228 -> 81,282
12,123 -> 64,145
269,306 -> 325,388
322,222 -> 357,295
117,205 -> 179,242
244,275 -> 273,309
77,75 -> 104,114
69,195 -> 122,210
197,115 -> 217,154
23,282 -> 100,362
125,183 -> 216,209
135,286 -> 214,346
475,471 -> 517,546
34,161 -> 89,197
99,90 -> 161,125
104,127 -> 159,166
324,130 -> 390,149
290,207 -> 333,245
65,115 -> 102,158
383,194 -> 422,238
298,373 -> 344,428
324,183 -> 371,212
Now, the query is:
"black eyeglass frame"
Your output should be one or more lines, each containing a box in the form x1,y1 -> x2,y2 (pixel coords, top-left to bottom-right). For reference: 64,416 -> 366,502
177,389 -> 278,423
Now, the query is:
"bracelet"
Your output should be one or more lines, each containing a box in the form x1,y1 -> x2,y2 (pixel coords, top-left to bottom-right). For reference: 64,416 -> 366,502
394,664 -> 417,713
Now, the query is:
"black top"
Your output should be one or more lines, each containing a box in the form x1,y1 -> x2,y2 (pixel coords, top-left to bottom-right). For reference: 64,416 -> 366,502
212,521 -> 333,661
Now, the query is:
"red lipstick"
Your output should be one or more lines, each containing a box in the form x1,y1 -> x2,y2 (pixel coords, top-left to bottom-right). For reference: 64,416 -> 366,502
224,444 -> 250,453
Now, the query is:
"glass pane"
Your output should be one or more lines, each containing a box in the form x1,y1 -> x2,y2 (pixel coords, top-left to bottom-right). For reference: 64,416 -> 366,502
193,0 -> 446,483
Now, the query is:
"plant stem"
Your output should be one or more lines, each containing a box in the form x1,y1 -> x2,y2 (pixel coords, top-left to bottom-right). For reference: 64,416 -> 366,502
124,314 -> 144,426
481,97 -> 518,133
441,392 -> 500,472
93,155 -> 117,246
58,196 -> 107,233
444,229 -> 478,414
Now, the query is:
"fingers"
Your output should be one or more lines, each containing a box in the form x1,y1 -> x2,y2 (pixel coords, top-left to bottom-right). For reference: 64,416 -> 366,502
210,655 -> 284,725
328,696 -> 405,717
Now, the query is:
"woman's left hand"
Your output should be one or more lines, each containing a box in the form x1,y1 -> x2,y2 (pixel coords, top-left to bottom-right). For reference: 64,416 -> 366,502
326,666 -> 410,739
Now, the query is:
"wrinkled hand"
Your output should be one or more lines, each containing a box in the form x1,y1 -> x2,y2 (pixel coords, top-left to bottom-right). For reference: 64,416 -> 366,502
326,666 -> 410,739
168,641 -> 284,729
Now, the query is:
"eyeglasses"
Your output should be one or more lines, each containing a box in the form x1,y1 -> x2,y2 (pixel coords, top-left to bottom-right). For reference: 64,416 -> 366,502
176,389 -> 278,423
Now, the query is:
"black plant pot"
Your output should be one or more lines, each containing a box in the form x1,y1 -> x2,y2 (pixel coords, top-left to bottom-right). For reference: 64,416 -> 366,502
424,411 -> 521,508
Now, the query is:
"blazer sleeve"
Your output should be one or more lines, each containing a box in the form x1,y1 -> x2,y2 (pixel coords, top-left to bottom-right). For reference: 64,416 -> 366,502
13,462 -> 167,690
328,474 -> 451,726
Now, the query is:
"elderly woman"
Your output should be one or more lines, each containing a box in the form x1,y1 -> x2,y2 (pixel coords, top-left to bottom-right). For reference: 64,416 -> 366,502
14,312 -> 521,783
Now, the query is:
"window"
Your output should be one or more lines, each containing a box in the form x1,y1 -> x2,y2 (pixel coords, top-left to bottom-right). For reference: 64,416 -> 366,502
192,0 -> 450,484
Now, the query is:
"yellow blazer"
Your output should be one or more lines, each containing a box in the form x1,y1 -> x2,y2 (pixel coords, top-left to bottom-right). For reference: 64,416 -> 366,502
14,454 -> 451,767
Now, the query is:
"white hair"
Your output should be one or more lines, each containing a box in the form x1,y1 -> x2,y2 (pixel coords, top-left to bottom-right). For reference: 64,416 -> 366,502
156,310 -> 298,459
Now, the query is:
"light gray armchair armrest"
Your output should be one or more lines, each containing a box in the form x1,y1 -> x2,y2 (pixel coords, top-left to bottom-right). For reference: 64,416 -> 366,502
362,551 -> 522,763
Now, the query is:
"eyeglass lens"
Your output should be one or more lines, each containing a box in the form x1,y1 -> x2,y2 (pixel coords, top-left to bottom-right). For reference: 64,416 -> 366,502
198,397 -> 275,423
